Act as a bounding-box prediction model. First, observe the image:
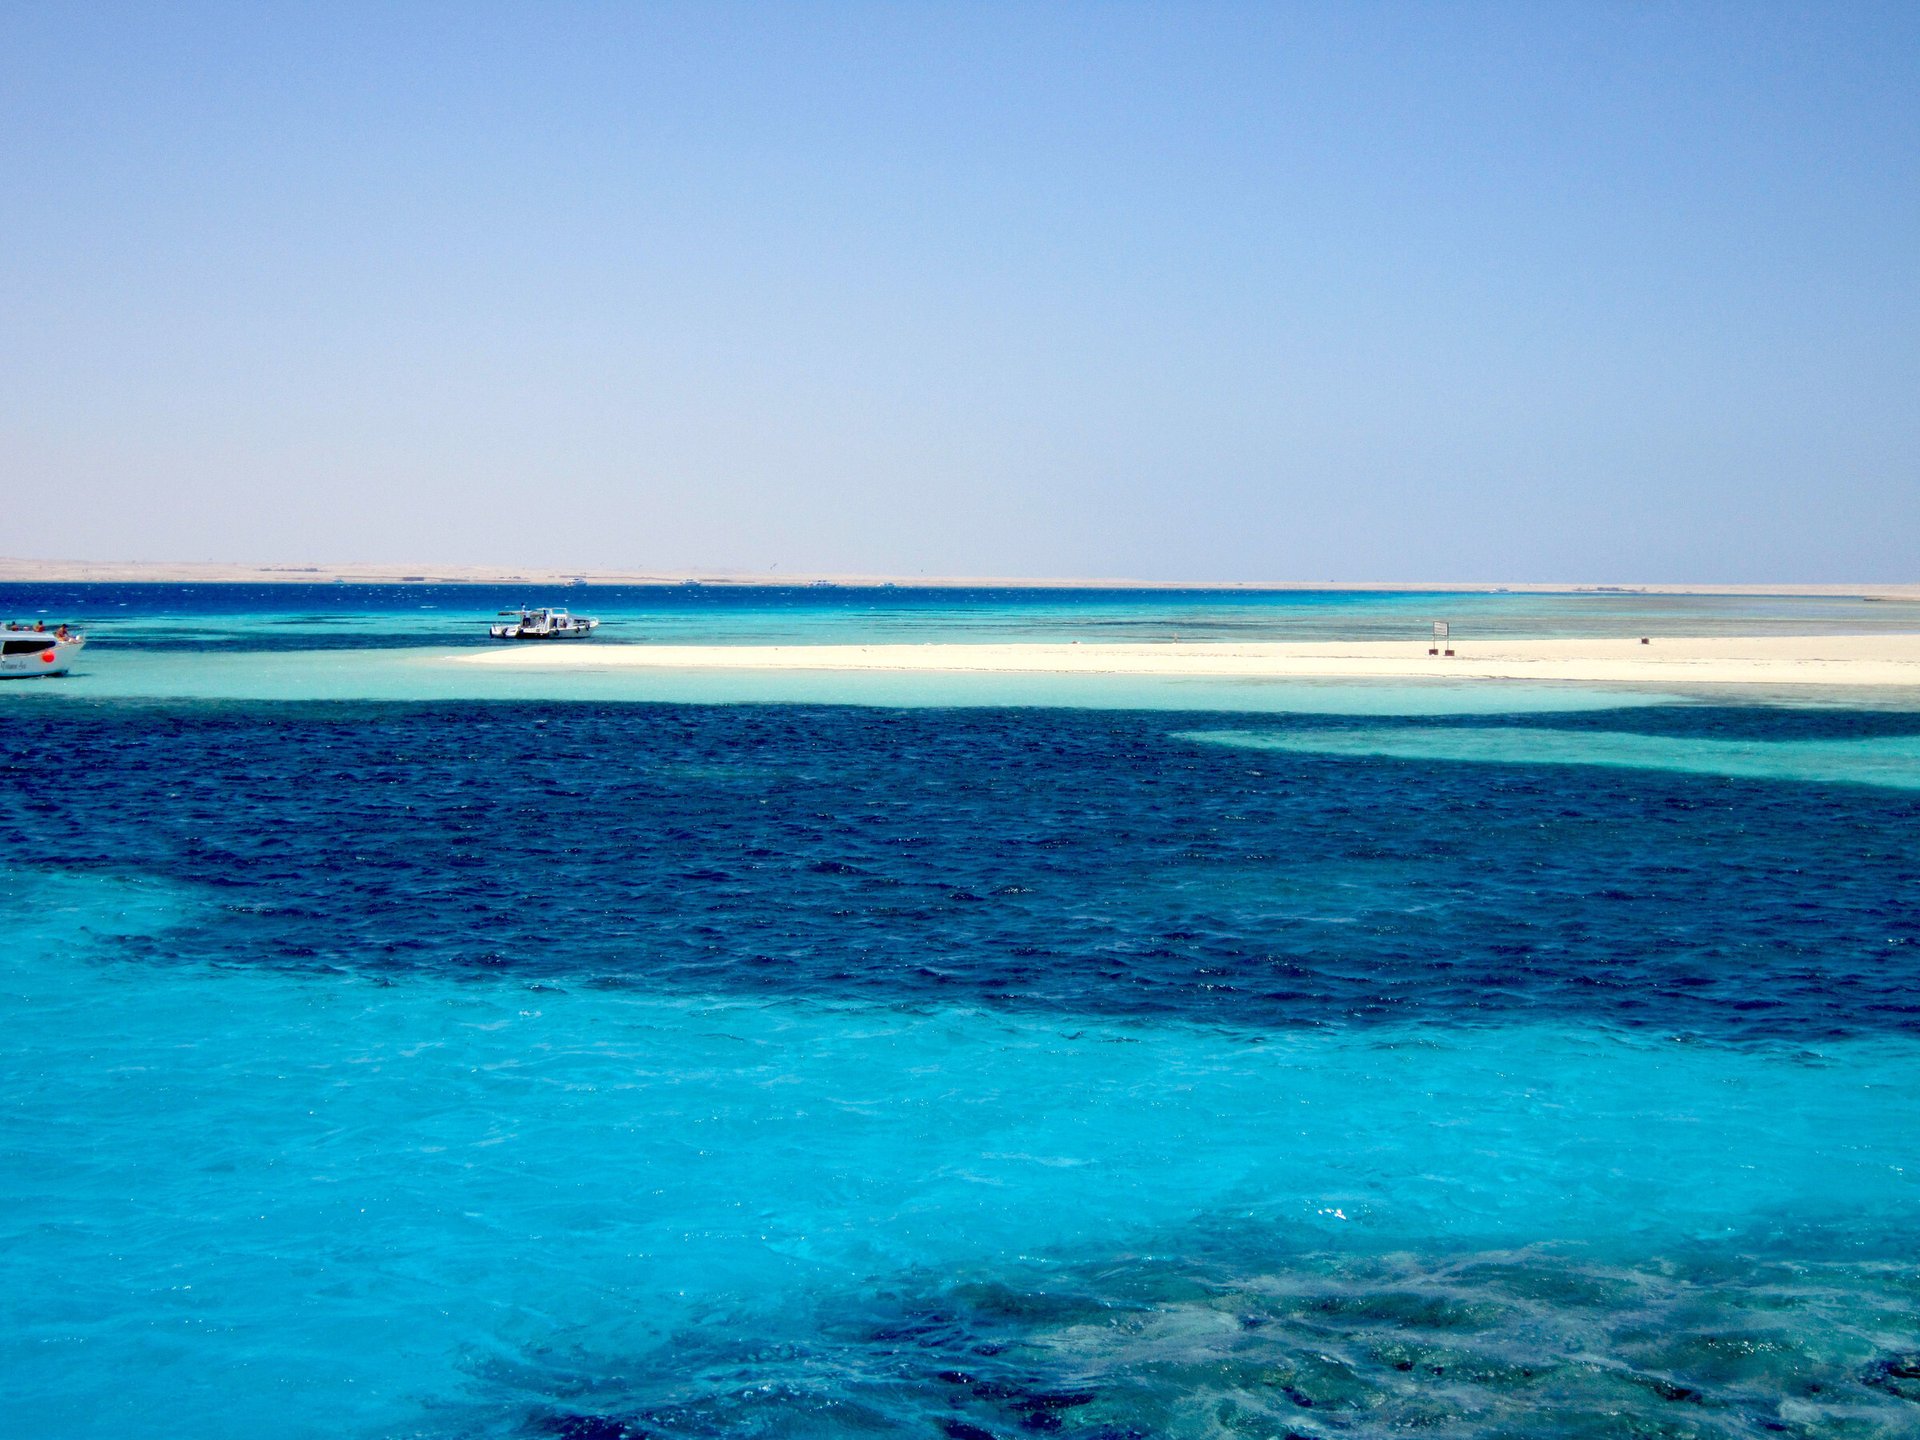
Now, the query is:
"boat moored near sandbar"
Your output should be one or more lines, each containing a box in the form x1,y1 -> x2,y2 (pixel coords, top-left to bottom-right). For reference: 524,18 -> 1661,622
488,606 -> 600,640
1,624 -> 85,678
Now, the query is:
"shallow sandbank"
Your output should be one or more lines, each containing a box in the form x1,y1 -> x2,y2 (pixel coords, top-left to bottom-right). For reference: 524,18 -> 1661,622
457,635 -> 1920,688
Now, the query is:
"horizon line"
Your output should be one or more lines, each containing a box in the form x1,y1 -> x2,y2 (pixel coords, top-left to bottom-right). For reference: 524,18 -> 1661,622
2,558 -> 1917,598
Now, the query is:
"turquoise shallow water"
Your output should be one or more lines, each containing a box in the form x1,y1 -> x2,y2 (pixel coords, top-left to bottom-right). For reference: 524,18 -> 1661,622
7,873 -> 1918,1438
1182,725 -> 1920,790
13,581 -> 1919,713
5,586 -> 1920,1439
13,581 -> 1919,652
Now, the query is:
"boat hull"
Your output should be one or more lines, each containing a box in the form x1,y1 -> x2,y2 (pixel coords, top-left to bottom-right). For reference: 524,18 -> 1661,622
0,636 -> 84,678
488,607 -> 599,640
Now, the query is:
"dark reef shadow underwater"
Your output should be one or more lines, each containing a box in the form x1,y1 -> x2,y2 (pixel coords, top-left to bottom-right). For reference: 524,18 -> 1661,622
11,699 -> 1920,1039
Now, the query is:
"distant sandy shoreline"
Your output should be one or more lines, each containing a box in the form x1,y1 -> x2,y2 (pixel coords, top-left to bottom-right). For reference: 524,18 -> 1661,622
457,636 -> 1920,688
3,557 -> 1918,598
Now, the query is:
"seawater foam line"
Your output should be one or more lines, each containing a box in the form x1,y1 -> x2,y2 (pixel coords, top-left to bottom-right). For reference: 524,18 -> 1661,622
1182,725 -> 1920,790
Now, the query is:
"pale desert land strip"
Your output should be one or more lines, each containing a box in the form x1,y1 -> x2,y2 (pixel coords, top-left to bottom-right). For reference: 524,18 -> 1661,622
455,635 -> 1920,688
5,556 -> 1920,598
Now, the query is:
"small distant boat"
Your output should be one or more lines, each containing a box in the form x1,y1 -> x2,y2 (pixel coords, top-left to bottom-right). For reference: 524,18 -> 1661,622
1,630 -> 85,678
489,606 -> 600,640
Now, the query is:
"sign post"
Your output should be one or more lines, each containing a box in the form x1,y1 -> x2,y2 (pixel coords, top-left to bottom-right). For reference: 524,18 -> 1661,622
1430,620 -> 1451,657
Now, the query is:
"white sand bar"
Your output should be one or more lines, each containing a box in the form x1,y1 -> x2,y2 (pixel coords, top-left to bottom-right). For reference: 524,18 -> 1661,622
457,635 -> 1920,687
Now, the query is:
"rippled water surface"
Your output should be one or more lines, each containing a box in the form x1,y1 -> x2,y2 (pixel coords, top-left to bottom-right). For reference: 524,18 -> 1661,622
7,579 -> 1920,652
4,586 -> 1920,1439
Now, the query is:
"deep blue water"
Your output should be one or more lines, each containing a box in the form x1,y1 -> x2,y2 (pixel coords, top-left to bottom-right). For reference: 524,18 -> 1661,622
10,700 -> 1920,1040
4,586 -> 1920,1439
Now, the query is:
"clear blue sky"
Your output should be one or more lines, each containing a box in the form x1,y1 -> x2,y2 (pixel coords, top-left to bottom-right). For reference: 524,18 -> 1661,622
4,2 -> 1916,579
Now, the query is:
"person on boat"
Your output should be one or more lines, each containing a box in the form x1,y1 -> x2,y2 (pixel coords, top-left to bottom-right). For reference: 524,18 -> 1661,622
55,624 -> 71,640
33,620 -> 45,632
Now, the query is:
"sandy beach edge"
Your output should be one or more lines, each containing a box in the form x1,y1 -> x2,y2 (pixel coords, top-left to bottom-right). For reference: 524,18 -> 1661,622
452,636 -> 1920,688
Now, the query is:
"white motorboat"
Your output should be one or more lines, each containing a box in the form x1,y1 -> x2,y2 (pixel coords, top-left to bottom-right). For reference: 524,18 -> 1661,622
488,606 -> 600,640
1,630 -> 85,678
